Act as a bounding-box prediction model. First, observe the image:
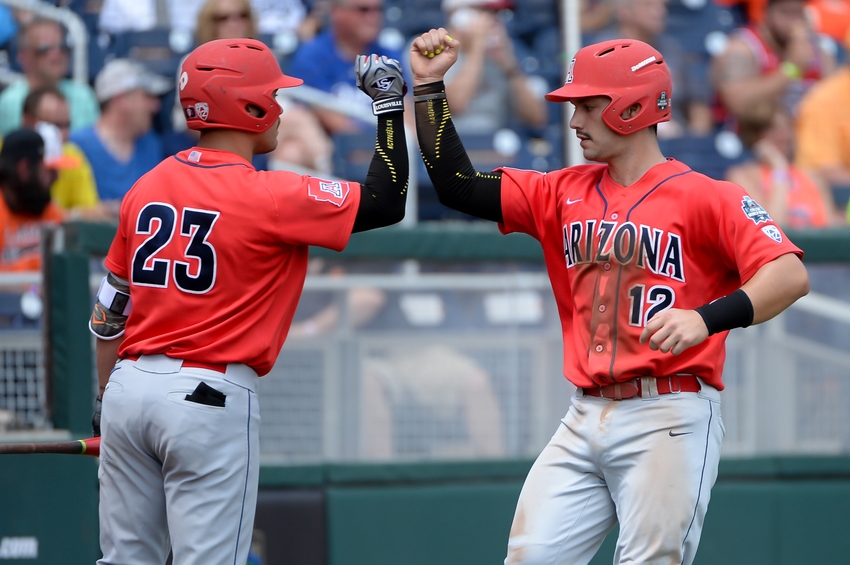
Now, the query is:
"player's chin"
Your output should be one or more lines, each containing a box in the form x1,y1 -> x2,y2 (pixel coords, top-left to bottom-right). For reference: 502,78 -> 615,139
581,148 -> 604,163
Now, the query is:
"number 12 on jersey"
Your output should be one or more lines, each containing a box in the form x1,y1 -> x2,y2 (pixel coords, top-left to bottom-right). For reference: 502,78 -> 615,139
131,203 -> 220,294
628,284 -> 675,327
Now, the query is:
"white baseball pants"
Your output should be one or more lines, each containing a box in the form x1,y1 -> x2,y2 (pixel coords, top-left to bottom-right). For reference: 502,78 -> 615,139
97,355 -> 260,565
505,381 -> 724,565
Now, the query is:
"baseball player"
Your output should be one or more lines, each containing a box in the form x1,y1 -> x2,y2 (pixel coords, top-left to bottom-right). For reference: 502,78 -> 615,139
88,39 -> 408,565
410,32 -> 810,564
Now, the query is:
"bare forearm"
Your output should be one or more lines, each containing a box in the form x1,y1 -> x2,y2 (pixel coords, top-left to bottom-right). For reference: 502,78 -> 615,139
741,253 -> 809,324
509,75 -> 547,127
719,71 -> 791,119
96,336 -> 123,395
445,49 -> 485,114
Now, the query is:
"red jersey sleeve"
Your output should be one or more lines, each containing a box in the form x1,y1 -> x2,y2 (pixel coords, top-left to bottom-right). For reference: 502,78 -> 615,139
104,200 -> 130,279
498,168 -> 551,240
259,172 -> 361,251
498,165 -> 606,242
704,179 -> 803,283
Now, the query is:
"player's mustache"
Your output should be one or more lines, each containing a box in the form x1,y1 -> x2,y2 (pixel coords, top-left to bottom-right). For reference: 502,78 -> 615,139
576,130 -> 591,140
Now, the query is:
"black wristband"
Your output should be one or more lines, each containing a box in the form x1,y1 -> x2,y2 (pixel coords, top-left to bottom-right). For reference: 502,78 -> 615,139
412,80 -> 446,97
694,289 -> 755,336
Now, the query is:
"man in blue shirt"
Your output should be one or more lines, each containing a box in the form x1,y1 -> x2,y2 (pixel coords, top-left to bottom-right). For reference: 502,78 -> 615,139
70,59 -> 171,206
286,0 -> 402,134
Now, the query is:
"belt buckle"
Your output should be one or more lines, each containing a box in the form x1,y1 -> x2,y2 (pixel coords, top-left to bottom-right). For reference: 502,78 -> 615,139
668,376 -> 682,394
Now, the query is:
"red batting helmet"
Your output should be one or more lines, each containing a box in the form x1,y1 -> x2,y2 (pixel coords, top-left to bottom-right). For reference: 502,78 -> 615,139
545,39 -> 672,134
178,38 -> 303,133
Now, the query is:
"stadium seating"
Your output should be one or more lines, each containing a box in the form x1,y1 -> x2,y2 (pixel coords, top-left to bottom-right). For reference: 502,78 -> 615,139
666,0 -> 742,58
658,131 -> 751,180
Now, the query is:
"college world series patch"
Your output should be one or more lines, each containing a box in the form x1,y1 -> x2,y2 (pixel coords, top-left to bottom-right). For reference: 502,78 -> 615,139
741,196 -> 772,224
308,179 -> 350,207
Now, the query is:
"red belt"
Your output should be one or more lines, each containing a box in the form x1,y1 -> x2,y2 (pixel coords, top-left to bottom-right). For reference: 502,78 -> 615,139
124,355 -> 227,374
582,375 -> 701,400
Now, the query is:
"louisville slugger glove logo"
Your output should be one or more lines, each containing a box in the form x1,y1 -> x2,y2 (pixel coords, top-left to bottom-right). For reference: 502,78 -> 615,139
372,76 -> 396,92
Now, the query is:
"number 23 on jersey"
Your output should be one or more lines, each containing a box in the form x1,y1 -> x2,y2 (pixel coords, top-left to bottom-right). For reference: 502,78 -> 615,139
131,203 -> 220,294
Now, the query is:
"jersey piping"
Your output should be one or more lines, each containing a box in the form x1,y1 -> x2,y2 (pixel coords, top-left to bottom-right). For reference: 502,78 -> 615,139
608,168 -> 695,381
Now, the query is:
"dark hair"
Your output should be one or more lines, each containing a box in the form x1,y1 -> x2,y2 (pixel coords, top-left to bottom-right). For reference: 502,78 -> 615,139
22,86 -> 66,118
0,158 -> 16,186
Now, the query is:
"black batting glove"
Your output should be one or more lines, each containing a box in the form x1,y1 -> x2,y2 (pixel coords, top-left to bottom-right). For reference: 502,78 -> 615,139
355,54 -> 407,115
92,396 -> 102,437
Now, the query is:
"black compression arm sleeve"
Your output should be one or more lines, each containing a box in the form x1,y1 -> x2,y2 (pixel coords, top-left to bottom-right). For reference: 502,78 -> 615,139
352,110 -> 409,232
414,81 -> 503,223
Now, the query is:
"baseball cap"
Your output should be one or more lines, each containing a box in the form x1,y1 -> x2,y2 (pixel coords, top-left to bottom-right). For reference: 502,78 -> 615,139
442,0 -> 513,11
0,127 -> 78,170
94,58 -> 173,103
35,122 -> 80,169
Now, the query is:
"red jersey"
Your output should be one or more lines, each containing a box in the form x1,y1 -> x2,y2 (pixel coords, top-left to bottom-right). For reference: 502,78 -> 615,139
104,148 -> 360,376
498,159 -> 802,390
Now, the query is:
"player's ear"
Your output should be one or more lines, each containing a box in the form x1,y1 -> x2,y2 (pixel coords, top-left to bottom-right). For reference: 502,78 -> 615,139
620,103 -> 642,121
245,104 -> 266,118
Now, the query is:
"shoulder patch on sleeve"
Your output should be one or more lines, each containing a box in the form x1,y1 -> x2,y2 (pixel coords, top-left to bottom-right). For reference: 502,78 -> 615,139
741,196 -> 772,224
308,178 -> 351,207
761,225 -> 783,243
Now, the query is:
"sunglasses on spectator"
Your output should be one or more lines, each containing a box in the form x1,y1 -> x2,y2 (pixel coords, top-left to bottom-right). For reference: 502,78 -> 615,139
33,43 -> 68,56
344,5 -> 383,14
212,11 -> 250,23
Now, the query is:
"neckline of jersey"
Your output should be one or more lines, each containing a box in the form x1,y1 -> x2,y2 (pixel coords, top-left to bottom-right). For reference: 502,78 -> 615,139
175,147 -> 255,169
601,158 -> 687,191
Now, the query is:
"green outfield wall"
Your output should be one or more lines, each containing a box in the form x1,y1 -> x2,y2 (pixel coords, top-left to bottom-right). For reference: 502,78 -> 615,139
3,456 -> 850,564
7,222 -> 846,564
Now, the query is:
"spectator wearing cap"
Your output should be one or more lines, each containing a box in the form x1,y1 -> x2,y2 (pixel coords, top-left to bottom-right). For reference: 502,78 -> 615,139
436,0 -> 547,136
0,18 -> 100,136
70,59 -> 172,205
20,87 -> 113,221
0,129 -> 73,271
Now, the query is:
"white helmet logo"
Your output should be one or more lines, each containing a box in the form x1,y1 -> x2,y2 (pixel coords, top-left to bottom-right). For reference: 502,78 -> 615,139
195,102 -> 209,121
179,71 -> 188,91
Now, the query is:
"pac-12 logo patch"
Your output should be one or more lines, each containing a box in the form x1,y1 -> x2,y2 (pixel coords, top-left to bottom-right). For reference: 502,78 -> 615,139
194,102 -> 209,121
741,196 -> 771,224
308,179 -> 350,207
761,225 -> 783,243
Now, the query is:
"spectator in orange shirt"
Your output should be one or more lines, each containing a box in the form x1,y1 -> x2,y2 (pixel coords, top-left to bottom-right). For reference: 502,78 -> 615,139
726,102 -> 842,228
795,27 -> 850,205
0,128 -> 70,271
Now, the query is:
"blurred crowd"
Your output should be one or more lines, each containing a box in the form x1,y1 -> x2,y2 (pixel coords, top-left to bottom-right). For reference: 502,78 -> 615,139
1,0 -> 850,273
